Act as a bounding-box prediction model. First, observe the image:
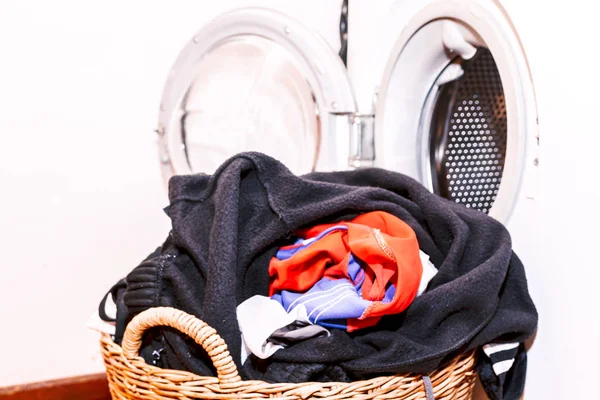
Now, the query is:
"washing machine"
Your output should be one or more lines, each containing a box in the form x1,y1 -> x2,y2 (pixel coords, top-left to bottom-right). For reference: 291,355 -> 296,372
154,0 -> 551,397
157,0 -> 538,220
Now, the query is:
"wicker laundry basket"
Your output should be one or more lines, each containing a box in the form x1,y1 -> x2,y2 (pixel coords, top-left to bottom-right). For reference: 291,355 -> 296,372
101,307 -> 476,399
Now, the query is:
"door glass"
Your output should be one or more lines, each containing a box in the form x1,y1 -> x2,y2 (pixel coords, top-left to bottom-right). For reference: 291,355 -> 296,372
180,36 -> 320,174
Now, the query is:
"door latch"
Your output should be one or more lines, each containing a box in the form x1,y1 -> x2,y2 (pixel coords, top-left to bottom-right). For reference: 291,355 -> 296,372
348,114 -> 375,168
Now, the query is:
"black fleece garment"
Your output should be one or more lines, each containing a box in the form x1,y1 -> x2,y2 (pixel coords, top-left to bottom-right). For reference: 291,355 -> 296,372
113,152 -> 537,400
476,344 -> 528,400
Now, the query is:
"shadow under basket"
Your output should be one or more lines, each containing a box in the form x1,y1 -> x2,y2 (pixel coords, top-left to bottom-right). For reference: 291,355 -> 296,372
100,307 -> 477,399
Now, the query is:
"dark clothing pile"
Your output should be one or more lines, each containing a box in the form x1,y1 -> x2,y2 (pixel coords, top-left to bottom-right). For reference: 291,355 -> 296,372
102,152 -> 537,400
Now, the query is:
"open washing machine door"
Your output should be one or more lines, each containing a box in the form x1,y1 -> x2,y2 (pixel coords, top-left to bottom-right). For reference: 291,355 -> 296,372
371,0 -> 539,224
157,1 -> 538,225
156,7 -> 357,180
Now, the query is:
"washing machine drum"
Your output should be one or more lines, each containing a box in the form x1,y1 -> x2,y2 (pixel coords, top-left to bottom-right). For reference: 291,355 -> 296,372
429,49 -> 507,214
157,8 -> 535,223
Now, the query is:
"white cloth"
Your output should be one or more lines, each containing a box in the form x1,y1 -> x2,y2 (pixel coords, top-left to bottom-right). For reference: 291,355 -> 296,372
87,292 -> 117,335
237,295 -> 329,363
418,251 -> 438,295
86,312 -> 116,335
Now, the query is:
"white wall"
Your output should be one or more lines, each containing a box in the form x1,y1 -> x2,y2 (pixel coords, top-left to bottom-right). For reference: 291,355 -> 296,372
0,0 -> 172,386
0,0 -> 341,387
500,1 -> 600,398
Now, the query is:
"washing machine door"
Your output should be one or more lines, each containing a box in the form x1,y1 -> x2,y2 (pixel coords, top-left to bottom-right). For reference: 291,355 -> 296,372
373,0 -> 539,223
157,8 -> 356,181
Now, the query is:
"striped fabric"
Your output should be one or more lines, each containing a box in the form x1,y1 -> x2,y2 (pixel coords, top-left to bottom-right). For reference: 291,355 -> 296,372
269,211 -> 434,332
483,342 -> 519,375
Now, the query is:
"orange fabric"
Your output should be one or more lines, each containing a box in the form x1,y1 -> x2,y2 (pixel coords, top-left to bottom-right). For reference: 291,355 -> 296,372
269,211 -> 423,330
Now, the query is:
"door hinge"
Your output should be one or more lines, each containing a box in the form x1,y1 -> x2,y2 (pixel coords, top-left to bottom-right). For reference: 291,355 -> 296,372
347,114 -> 375,168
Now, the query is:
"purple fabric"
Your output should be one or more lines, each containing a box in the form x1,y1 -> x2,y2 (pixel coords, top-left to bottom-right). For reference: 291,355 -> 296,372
271,225 -> 395,330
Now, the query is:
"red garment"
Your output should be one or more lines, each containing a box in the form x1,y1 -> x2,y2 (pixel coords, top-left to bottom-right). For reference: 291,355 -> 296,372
269,211 -> 423,331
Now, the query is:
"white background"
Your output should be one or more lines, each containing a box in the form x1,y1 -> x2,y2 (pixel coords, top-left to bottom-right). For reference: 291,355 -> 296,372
1,1 -> 599,399
0,0 -> 341,386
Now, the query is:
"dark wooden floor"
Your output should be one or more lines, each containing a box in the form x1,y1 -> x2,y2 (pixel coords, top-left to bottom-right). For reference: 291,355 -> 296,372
0,374 -> 110,400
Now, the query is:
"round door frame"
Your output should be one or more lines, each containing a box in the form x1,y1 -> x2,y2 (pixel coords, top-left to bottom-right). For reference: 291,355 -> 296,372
375,0 -> 539,223
156,7 -> 357,182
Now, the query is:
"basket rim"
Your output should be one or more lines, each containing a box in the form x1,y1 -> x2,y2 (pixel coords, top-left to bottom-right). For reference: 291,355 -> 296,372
103,306 -> 477,398
104,332 -> 476,386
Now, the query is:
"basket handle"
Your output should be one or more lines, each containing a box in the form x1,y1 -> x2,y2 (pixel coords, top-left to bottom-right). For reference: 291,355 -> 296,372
121,306 -> 241,384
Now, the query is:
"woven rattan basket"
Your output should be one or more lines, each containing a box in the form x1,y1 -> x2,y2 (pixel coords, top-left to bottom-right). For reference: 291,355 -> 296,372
101,307 -> 476,399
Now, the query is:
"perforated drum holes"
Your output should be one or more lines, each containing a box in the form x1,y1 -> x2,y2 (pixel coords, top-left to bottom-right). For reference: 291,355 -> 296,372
430,49 -> 507,214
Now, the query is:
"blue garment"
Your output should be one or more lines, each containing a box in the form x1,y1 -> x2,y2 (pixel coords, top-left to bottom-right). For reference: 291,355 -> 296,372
271,225 -> 396,330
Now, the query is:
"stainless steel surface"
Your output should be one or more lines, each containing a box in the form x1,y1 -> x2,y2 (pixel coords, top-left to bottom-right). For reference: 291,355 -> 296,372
429,49 -> 507,214
348,113 -> 375,168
